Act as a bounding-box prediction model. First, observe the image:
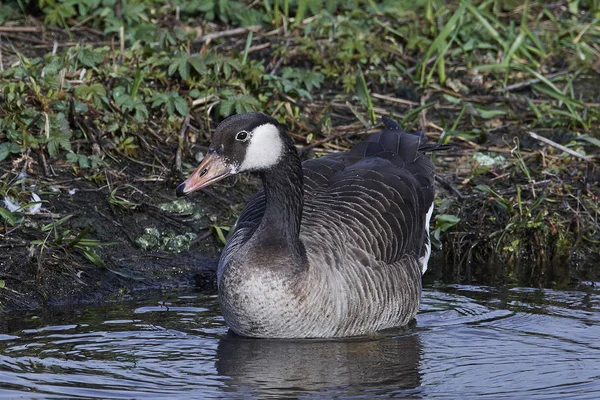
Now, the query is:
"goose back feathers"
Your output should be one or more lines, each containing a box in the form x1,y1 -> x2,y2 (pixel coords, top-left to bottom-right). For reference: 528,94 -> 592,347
178,113 -> 443,338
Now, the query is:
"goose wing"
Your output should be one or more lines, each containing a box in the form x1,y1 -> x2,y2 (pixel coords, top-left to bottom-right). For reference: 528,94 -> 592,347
301,118 -> 440,265
217,187 -> 266,282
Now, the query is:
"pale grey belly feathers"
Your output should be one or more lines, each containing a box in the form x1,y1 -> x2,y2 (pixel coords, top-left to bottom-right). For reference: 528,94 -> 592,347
219,204 -> 423,338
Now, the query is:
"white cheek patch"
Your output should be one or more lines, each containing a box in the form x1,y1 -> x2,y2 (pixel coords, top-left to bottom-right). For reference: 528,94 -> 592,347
240,123 -> 284,171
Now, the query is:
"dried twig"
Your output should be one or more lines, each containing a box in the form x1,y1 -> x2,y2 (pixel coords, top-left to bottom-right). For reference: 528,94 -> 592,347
269,56 -> 284,75
174,115 -> 190,173
29,41 -> 112,49
247,42 -> 271,54
0,26 -> 45,32
494,70 -> 570,93
192,95 -> 217,108
528,131 -> 591,162
37,150 -> 54,177
371,93 -> 419,107
119,26 -> 125,62
196,25 -> 262,42
0,33 -> 47,44
419,93 -> 430,134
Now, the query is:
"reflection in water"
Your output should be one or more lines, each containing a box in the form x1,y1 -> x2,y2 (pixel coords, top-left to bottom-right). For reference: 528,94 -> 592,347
216,331 -> 421,398
0,285 -> 599,399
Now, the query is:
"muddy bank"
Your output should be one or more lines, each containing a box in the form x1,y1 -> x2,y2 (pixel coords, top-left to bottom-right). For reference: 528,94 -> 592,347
429,133 -> 600,289
2,134 -> 599,313
0,159 -> 243,311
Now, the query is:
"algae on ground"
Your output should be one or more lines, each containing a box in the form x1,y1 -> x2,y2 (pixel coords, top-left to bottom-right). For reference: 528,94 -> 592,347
136,228 -> 198,253
159,199 -> 205,220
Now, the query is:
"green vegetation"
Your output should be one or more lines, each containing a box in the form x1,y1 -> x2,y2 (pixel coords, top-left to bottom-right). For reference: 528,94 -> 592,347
31,214 -> 117,268
0,0 -> 599,306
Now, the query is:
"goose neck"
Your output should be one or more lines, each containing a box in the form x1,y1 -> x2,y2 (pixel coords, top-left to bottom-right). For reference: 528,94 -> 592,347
256,147 -> 305,259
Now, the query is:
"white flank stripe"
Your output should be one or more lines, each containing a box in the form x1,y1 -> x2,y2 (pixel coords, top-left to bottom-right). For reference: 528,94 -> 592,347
419,203 -> 434,274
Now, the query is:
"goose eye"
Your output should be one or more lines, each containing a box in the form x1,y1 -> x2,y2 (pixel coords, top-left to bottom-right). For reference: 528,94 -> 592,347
236,131 -> 249,141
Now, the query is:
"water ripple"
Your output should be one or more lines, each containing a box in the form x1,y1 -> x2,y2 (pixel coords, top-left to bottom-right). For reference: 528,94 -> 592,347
0,287 -> 598,399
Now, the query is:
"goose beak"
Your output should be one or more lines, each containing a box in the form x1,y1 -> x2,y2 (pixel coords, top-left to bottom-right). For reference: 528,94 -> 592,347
176,152 -> 234,197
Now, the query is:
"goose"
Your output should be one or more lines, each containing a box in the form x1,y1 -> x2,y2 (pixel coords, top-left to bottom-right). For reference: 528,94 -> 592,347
177,112 -> 442,338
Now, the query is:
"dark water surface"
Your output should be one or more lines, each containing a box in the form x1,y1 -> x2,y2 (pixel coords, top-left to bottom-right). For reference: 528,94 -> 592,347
1,284 -> 598,399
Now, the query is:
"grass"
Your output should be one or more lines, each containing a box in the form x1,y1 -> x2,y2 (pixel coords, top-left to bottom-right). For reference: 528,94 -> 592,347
0,0 -> 599,292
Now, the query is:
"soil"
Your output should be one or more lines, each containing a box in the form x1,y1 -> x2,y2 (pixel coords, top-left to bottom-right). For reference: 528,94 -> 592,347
0,155 -> 264,311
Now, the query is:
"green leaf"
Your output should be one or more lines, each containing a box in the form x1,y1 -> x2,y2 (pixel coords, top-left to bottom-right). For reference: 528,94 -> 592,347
578,134 -> 600,148
47,113 -> 72,157
168,53 -> 191,80
43,2 -> 76,26
114,89 -> 148,121
212,225 -> 230,245
75,83 -> 106,104
0,280 -> 5,289
476,185 -> 511,210
420,1 -> 468,85
150,92 -> 189,117
150,93 -> 168,108
131,67 -> 143,99
0,207 -> 24,226
78,246 -> 105,267
132,23 -> 158,42
103,263 -> 146,280
41,214 -> 73,232
0,142 -> 22,161
280,67 -> 324,94
218,94 -> 260,117
189,55 -> 208,75
474,107 -> 507,119
355,68 -> 375,124
67,152 -> 91,168
465,4 -> 502,46
133,103 -> 149,121
435,214 -> 461,232
218,99 -> 234,117
173,97 -> 189,116
123,2 -> 146,24
77,47 -> 105,68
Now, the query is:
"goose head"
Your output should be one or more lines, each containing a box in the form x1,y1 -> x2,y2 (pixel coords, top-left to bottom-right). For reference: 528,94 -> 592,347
176,112 -> 287,196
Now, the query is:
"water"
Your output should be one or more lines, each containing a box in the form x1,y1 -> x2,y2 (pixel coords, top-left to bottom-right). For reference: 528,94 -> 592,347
1,284 -> 599,399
